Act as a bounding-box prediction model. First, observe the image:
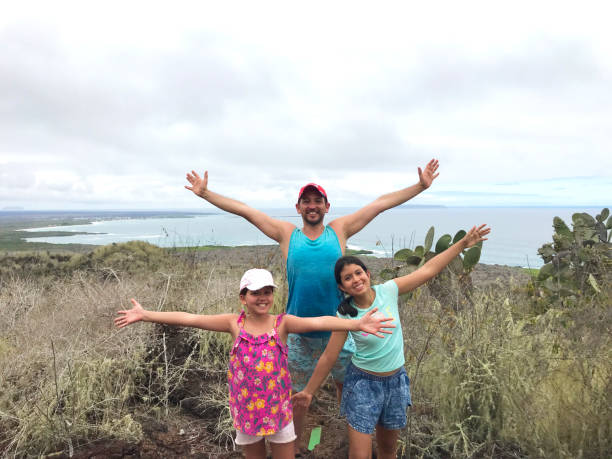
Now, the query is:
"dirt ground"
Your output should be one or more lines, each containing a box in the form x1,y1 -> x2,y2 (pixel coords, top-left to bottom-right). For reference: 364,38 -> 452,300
53,385 -> 347,458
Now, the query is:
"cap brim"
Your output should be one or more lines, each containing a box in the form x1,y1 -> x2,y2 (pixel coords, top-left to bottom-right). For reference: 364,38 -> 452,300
246,282 -> 278,291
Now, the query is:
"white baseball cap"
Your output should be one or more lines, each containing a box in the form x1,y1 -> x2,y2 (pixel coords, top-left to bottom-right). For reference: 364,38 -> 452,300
239,269 -> 277,292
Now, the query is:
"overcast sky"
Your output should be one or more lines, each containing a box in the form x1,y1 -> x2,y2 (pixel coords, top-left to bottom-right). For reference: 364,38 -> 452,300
1,1 -> 610,210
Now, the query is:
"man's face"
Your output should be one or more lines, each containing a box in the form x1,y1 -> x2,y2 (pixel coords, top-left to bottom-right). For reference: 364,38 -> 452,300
296,190 -> 330,226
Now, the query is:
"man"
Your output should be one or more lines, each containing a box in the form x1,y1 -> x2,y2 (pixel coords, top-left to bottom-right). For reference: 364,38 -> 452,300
184,159 -> 439,451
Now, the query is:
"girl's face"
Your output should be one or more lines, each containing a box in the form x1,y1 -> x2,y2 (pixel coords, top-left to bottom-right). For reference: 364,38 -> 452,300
240,286 -> 275,315
338,263 -> 371,296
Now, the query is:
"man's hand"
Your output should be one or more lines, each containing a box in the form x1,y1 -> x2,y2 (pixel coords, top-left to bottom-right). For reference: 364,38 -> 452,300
114,299 -> 146,329
418,159 -> 440,189
358,307 -> 396,338
291,391 -> 313,411
185,170 -> 208,198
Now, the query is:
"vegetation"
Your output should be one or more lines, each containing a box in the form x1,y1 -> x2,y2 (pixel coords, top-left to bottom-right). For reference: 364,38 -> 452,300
534,208 -> 611,308
345,248 -> 374,256
397,281 -> 610,458
0,219 -> 610,457
389,226 -> 483,310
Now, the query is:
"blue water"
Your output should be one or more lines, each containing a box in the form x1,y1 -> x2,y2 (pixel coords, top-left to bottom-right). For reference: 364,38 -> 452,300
19,207 -> 606,267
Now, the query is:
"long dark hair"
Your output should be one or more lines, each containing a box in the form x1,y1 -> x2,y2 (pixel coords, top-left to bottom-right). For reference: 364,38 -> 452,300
334,255 -> 369,317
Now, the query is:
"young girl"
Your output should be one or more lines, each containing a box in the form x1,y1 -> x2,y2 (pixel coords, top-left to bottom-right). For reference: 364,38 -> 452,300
114,268 -> 395,459
292,224 -> 490,459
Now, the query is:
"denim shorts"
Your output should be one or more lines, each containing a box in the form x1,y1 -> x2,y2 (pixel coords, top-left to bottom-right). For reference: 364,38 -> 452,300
340,362 -> 411,434
287,333 -> 355,392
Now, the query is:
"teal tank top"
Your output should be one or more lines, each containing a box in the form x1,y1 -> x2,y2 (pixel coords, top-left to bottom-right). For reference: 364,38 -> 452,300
286,226 -> 343,338
338,280 -> 405,372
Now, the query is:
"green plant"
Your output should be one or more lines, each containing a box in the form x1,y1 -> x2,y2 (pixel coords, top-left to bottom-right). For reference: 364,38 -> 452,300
386,226 -> 483,310
535,208 -> 611,305
401,283 -> 611,459
69,240 -> 171,275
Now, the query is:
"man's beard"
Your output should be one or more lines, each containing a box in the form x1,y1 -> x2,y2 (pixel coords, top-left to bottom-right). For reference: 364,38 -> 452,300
302,212 -> 324,226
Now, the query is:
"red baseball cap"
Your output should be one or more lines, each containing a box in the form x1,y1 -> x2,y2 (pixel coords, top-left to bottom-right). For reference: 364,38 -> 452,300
298,183 -> 327,200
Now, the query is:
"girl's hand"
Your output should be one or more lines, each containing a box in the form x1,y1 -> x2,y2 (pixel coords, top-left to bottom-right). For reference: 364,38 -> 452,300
114,298 -> 146,329
291,391 -> 313,411
463,224 -> 491,248
358,307 -> 396,338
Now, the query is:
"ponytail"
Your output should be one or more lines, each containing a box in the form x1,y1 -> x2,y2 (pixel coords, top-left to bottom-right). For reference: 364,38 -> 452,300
338,295 -> 358,317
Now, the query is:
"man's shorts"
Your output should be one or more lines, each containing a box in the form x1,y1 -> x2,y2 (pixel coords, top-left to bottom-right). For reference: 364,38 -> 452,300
340,362 -> 411,434
287,333 -> 355,392
235,420 -> 296,445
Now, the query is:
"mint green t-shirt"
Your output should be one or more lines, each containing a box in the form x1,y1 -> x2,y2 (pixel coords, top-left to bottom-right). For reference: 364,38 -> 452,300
337,280 -> 405,373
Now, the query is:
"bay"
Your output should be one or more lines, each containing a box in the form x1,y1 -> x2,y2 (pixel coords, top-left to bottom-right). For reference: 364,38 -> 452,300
20,207 -> 605,268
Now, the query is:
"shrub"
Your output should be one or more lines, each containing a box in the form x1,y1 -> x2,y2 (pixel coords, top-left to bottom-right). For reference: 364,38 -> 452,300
535,208 -> 611,307
68,240 -> 172,275
402,282 -> 611,458
390,226 -> 483,310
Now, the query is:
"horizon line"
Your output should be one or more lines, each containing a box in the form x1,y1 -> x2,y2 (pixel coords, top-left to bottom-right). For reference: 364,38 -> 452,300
2,204 -> 608,212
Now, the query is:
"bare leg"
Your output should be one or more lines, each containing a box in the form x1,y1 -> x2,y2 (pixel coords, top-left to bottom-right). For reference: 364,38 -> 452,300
270,440 -> 295,459
292,402 -> 308,455
242,439 -> 267,459
375,425 -> 400,459
335,381 -> 343,403
348,425 -> 372,459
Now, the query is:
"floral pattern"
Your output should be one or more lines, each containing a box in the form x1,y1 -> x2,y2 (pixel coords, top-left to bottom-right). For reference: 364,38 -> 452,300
228,312 -> 293,436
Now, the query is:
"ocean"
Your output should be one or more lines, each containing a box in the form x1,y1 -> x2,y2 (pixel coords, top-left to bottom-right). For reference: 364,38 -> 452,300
18,207 -> 606,268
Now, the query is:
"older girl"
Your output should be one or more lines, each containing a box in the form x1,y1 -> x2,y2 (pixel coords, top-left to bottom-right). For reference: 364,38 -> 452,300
292,224 -> 490,459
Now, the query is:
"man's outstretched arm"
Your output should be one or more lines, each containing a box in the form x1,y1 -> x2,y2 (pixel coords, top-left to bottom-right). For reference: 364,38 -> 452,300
330,159 -> 439,241
185,170 -> 295,244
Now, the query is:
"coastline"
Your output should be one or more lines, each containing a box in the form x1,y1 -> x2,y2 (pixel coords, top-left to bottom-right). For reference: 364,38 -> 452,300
0,210 -> 212,253
1,211 -> 541,275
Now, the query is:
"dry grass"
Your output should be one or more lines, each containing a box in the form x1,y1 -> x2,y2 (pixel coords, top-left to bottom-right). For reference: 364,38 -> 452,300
399,280 -> 611,458
0,243 -> 610,458
0,243 -> 284,457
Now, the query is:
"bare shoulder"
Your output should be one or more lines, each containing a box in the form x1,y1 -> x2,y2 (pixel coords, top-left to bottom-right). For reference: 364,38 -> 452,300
279,313 -> 298,328
278,220 -> 297,239
277,223 -> 297,258
226,313 -> 241,335
328,219 -> 348,244
328,217 -> 345,232
277,314 -> 301,336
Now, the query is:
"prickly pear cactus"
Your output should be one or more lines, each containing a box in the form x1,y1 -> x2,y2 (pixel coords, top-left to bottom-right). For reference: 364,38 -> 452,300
535,208 -> 611,305
392,226 -> 482,310
395,226 -> 482,273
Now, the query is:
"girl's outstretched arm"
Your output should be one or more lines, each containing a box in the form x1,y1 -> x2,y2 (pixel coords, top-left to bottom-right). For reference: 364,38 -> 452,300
291,331 -> 348,410
115,298 -> 236,333
394,224 -> 491,295
281,307 -> 395,337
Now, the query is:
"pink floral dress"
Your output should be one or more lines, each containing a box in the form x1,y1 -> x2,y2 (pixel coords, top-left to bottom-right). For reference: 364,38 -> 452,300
227,312 -> 293,436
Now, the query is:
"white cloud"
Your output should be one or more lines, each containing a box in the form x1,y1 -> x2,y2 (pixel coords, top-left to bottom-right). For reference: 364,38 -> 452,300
0,1 -> 610,210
